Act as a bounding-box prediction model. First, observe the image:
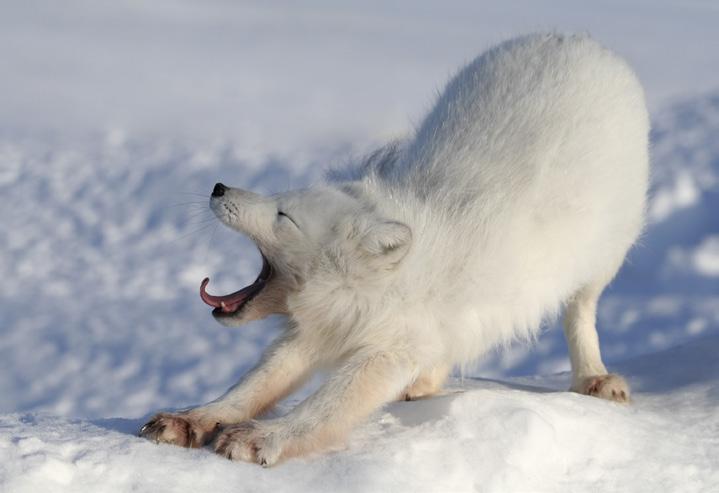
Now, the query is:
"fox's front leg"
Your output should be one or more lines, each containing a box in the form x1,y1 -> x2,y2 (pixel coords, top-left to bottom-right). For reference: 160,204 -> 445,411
140,332 -> 315,448
214,350 -> 416,465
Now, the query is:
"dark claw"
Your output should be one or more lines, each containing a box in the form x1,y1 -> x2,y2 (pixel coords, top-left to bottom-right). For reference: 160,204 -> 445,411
260,458 -> 268,467
139,417 -> 165,440
139,421 -> 154,437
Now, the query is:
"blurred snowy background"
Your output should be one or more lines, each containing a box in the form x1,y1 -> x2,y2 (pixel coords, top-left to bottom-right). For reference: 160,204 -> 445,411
3,2 -> 719,491
1,0 -> 718,421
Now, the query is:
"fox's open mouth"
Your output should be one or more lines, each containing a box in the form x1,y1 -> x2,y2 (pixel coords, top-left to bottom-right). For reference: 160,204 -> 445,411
199,255 -> 273,316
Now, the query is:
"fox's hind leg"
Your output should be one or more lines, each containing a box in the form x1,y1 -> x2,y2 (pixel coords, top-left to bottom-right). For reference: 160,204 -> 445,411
563,280 -> 630,403
401,364 -> 450,401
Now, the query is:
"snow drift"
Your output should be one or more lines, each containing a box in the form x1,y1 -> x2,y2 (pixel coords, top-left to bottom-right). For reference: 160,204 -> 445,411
3,334 -> 718,492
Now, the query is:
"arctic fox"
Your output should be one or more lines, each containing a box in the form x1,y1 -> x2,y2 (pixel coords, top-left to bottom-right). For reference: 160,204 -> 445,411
141,33 -> 649,465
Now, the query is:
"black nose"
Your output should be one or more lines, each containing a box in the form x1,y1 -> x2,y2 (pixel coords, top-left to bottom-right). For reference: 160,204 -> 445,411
212,183 -> 226,197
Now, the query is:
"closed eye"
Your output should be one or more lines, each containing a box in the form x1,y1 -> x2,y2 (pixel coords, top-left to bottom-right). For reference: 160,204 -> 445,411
278,210 -> 299,227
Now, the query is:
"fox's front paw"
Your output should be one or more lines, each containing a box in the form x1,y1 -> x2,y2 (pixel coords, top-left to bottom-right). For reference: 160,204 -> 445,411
214,421 -> 287,467
139,412 -> 218,448
573,373 -> 630,403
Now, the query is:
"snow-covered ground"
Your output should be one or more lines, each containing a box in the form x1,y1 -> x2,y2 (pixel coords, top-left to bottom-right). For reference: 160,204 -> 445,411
4,335 -> 719,492
1,1 -> 718,491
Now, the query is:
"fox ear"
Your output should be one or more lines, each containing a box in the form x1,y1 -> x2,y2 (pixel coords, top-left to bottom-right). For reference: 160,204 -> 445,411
359,221 -> 412,268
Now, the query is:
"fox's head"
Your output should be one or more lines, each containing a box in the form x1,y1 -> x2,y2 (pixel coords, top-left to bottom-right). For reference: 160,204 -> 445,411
201,182 -> 412,327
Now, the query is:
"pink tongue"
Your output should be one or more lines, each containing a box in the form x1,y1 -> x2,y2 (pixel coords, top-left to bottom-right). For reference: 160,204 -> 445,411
200,278 -> 255,313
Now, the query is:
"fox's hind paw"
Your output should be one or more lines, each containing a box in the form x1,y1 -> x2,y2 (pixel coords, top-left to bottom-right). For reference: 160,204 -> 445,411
573,373 -> 630,403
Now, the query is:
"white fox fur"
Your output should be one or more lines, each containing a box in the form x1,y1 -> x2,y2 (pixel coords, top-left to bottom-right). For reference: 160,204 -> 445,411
141,33 -> 649,465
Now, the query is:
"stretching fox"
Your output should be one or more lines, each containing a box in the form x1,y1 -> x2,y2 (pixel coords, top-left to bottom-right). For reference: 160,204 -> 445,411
141,33 -> 649,465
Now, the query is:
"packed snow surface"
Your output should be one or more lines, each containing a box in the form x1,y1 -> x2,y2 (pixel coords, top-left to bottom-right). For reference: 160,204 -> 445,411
1,0 -> 718,491
3,336 -> 719,492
